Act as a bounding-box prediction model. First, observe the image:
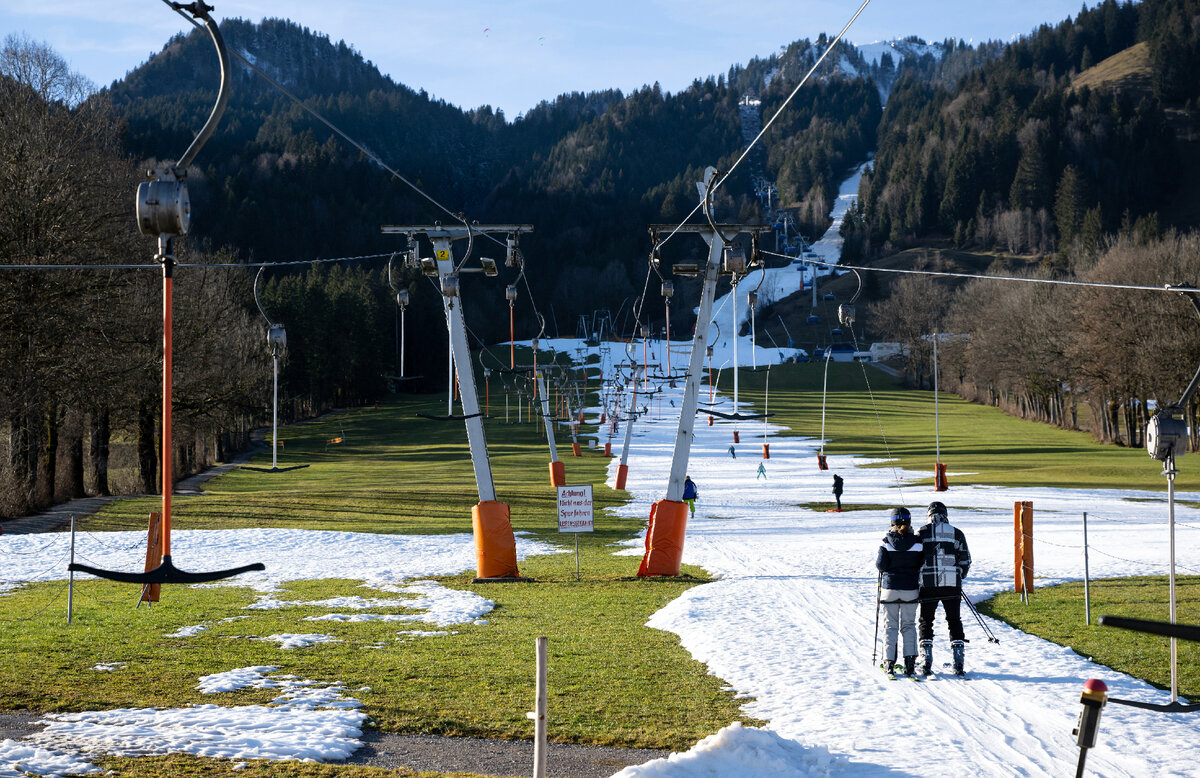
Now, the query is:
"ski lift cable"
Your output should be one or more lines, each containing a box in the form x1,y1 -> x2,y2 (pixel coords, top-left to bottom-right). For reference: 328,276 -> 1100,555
849,320 -> 909,503
653,0 -> 873,253
0,250 -> 400,271
762,249 -> 1191,295
160,0 -> 498,252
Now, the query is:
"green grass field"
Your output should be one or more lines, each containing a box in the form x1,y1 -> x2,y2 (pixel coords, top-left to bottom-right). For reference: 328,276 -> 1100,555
1,359 -> 1194,775
981,577 -> 1200,700
726,362 -> 1197,492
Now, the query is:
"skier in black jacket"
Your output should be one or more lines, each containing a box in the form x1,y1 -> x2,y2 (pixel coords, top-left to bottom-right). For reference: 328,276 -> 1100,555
917,501 -> 972,676
875,507 -> 923,677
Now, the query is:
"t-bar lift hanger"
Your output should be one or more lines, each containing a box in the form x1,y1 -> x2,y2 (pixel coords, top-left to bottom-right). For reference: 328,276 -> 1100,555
69,2 -> 265,588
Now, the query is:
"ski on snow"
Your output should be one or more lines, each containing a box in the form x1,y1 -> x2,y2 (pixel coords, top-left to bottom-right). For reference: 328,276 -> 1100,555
879,663 -> 921,681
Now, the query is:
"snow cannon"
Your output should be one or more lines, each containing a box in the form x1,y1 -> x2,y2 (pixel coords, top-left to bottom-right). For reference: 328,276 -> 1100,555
1072,679 -> 1108,777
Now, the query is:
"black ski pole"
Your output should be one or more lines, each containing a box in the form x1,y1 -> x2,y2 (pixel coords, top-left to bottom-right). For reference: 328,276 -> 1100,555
872,572 -> 882,664
961,589 -> 1000,644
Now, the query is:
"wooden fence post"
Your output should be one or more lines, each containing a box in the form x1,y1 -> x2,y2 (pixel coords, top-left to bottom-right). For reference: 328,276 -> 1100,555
528,636 -> 547,778
1014,501 -> 1033,602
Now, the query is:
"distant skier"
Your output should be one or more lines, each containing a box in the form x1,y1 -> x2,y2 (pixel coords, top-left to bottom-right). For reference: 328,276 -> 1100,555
682,476 -> 698,517
832,473 -> 843,511
875,508 -> 923,678
917,501 -> 972,676
728,444 -> 736,459
756,462 -> 767,479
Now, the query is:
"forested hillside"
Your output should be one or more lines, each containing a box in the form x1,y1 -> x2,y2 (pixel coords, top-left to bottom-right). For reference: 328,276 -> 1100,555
0,17 -> 890,518
842,0 -> 1199,260
852,0 -> 1200,449
105,18 -> 891,400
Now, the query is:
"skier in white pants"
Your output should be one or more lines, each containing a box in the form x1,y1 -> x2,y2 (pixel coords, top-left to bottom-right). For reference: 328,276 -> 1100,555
875,507 -> 924,677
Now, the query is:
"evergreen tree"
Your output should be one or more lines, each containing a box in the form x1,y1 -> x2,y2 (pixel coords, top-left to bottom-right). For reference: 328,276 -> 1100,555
1054,164 -> 1088,247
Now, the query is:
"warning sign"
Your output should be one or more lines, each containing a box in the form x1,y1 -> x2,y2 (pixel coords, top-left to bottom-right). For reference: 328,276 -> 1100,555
557,485 -> 594,533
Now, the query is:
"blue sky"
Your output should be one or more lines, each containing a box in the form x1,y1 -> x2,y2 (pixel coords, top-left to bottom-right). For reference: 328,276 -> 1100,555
3,1 -> 1102,116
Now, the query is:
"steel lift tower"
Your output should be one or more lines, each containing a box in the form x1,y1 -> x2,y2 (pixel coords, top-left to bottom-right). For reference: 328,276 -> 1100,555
382,223 -> 532,580
637,219 -> 767,577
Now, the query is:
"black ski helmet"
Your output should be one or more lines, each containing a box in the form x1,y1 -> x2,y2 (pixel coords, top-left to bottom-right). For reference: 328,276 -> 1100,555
889,507 -> 911,526
927,501 -> 948,520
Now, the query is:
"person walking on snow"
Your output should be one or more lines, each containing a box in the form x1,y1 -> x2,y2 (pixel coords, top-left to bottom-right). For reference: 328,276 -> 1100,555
728,444 -> 736,459
832,473 -> 844,511
875,507 -> 923,678
756,462 -> 767,479
682,476 -> 698,517
917,501 -> 972,676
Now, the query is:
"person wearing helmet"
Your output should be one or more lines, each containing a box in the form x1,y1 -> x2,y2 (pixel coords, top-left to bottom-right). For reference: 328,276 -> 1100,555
875,507 -> 923,678
917,501 -> 972,676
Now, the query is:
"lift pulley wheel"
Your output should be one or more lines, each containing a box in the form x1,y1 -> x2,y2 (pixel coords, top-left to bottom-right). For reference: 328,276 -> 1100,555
723,242 -> 747,275
1146,412 -> 1187,461
136,177 -> 190,237
267,323 -> 287,350
838,304 -> 856,326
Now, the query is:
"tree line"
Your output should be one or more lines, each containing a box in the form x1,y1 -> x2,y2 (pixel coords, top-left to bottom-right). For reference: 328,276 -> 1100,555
871,231 -> 1200,449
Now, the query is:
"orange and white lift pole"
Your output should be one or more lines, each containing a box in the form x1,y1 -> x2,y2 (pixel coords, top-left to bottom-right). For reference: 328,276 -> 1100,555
637,218 -> 766,576
382,224 -> 532,580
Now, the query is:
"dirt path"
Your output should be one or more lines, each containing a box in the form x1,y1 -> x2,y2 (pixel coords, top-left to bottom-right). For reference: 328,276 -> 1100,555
0,712 -> 667,776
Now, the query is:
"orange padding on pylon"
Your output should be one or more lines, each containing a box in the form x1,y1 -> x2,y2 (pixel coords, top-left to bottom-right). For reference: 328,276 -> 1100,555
572,442 -> 582,457
637,499 -> 688,577
615,463 -> 629,490
472,501 -> 520,579
707,416 -> 714,426
604,442 -> 612,456
763,443 -> 770,459
733,430 -> 740,443
549,460 -> 566,487
817,454 -> 828,470
935,462 -> 949,491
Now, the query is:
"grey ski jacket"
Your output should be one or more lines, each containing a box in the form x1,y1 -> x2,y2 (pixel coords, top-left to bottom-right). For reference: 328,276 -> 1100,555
917,517 -> 971,589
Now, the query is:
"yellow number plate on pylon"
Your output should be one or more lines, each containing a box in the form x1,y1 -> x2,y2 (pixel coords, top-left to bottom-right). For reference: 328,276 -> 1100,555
436,249 -> 450,261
